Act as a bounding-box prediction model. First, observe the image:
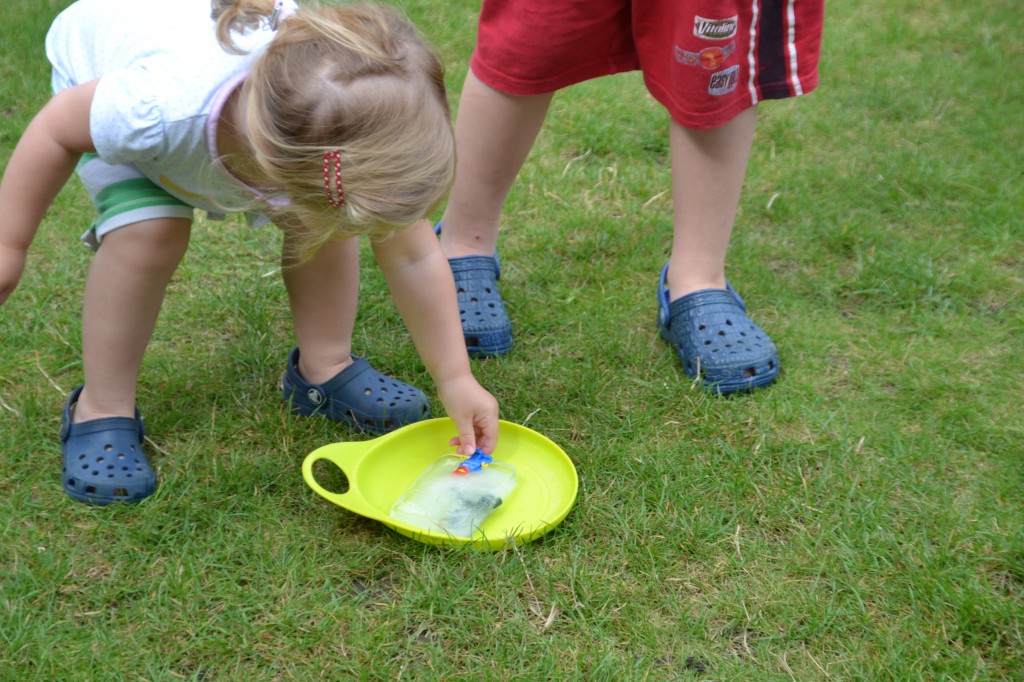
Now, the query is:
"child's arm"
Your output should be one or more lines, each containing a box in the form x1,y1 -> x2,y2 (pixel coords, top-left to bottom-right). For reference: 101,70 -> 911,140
0,79 -> 98,306
371,220 -> 500,455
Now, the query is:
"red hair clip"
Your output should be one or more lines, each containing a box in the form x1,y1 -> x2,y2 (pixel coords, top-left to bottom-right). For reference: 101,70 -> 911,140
323,150 -> 345,207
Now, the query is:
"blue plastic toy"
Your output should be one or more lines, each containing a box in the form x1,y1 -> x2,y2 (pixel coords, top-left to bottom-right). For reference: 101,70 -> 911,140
454,449 -> 492,475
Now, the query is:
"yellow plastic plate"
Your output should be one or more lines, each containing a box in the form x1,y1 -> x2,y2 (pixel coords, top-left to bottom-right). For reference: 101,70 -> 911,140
302,418 -> 578,551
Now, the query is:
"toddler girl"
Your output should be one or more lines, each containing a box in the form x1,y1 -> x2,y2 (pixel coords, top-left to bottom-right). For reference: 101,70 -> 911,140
0,0 -> 499,504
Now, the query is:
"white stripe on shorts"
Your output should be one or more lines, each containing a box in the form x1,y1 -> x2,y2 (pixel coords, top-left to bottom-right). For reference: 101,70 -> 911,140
747,0 -> 760,106
786,0 -> 803,96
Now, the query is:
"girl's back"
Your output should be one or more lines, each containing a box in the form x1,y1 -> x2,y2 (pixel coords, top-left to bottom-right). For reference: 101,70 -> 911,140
46,0 -> 277,84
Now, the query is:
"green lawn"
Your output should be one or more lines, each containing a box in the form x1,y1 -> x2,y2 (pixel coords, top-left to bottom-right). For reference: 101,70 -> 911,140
1,1 -> 1021,679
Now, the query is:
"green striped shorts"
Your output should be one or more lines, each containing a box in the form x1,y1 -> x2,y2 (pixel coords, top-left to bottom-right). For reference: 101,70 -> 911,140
77,153 -> 194,249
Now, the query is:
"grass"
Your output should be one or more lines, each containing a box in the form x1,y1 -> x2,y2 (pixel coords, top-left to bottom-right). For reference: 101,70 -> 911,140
2,0 -> 1021,680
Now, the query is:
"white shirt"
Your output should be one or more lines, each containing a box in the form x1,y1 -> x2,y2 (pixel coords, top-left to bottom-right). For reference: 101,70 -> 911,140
45,0 -> 296,215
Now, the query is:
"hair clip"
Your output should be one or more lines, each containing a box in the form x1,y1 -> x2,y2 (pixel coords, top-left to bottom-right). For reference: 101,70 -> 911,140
269,0 -> 295,30
323,150 -> 345,207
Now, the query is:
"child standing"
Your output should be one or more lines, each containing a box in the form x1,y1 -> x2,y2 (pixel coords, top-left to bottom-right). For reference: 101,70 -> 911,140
438,0 -> 824,393
0,0 -> 499,505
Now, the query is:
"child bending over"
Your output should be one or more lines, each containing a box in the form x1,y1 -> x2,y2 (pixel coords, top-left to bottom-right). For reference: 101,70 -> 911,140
0,0 -> 499,505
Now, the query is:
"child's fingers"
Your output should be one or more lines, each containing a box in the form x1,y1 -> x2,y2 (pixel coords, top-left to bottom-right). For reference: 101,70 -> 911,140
475,415 -> 498,455
449,412 -> 500,456
454,423 -> 477,456
448,435 -> 472,452
439,383 -> 499,455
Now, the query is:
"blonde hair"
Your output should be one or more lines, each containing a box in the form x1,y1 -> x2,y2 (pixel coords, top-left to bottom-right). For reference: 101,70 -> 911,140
211,1 -> 454,258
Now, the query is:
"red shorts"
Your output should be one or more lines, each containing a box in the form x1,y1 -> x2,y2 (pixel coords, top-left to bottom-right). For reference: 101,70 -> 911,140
471,0 -> 824,129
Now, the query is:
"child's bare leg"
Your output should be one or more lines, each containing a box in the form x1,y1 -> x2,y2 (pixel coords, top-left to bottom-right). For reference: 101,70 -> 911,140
280,235 -> 358,383
439,70 -> 553,258
661,107 -> 779,392
73,218 -> 192,422
279,233 -> 430,432
435,72 -> 551,357
666,107 -> 757,298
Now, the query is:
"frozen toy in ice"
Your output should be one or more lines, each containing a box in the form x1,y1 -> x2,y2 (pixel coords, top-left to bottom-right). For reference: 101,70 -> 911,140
390,449 -> 517,538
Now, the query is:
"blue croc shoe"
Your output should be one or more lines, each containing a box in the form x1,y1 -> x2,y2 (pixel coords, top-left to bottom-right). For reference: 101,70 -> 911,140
435,221 -> 513,357
281,348 -> 430,434
60,385 -> 157,505
656,263 -> 780,394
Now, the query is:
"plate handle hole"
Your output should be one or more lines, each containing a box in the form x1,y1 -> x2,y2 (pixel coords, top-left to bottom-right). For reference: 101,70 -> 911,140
312,459 -> 350,495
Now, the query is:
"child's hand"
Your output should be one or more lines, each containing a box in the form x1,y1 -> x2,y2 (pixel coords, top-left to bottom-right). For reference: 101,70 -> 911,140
437,374 -> 499,456
0,243 -> 27,306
